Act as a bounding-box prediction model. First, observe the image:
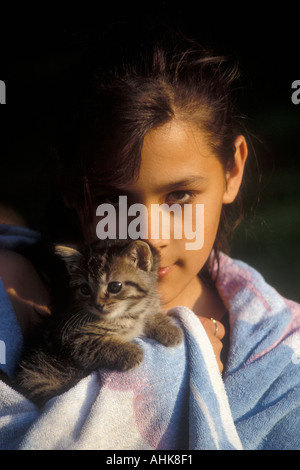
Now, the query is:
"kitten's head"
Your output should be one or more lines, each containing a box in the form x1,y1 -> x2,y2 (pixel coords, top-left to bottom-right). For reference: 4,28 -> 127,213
54,240 -> 160,321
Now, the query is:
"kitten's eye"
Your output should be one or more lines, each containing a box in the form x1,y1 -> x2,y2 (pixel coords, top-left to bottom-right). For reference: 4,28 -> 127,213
79,283 -> 92,297
107,282 -> 122,294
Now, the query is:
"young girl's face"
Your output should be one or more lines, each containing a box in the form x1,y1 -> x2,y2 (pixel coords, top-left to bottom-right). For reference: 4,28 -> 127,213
90,120 -> 247,311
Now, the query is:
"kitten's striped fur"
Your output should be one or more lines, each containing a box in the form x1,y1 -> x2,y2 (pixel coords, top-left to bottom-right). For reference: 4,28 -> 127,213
14,239 -> 182,406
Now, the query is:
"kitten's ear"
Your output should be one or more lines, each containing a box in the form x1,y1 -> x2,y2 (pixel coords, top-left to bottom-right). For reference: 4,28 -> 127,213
54,245 -> 82,274
54,245 -> 81,259
125,241 -> 153,272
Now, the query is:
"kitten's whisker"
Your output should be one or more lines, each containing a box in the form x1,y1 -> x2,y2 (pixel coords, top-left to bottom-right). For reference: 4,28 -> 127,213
58,308 -> 93,342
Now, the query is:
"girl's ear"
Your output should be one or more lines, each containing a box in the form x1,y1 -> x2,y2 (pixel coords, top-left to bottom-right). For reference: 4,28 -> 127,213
222,135 -> 248,204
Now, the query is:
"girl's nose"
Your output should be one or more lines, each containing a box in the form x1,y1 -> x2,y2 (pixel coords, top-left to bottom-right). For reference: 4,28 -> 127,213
142,201 -> 170,251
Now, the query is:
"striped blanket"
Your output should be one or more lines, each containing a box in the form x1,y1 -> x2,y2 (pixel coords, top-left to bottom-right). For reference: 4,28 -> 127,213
0,223 -> 299,450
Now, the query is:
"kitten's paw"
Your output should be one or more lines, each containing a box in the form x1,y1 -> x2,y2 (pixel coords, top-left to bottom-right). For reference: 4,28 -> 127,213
116,343 -> 144,371
145,313 -> 183,347
158,323 -> 183,347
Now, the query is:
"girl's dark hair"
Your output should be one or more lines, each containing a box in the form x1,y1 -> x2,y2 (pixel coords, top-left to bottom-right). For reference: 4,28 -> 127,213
55,28 -> 246,278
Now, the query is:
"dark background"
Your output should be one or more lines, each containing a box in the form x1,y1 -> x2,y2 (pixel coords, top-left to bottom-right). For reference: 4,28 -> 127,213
0,4 -> 299,301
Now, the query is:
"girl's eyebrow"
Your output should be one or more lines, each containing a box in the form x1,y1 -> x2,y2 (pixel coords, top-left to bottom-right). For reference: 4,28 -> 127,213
156,175 -> 208,193
95,176 -> 207,196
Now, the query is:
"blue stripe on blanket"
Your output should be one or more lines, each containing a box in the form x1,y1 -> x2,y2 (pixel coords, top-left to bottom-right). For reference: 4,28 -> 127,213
0,280 -> 24,377
0,223 -> 40,251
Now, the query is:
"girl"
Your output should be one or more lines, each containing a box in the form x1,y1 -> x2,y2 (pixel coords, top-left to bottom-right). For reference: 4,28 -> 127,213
0,30 -> 299,450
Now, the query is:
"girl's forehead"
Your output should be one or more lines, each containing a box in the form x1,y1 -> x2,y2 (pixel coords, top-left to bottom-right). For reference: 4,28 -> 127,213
134,121 -> 223,189
142,120 -> 209,160
140,120 -> 215,170
95,121 -> 223,196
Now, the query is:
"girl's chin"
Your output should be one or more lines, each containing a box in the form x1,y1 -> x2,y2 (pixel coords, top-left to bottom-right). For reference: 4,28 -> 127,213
158,286 -> 182,312
158,269 -> 203,312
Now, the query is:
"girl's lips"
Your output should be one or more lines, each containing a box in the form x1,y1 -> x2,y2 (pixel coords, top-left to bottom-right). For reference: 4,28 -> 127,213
158,265 -> 175,279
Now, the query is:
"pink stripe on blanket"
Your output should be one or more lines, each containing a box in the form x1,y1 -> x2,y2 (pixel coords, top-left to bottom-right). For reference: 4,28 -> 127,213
247,303 -> 300,363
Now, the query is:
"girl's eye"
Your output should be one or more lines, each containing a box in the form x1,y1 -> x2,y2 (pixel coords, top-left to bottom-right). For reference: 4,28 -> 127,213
107,282 -> 123,294
166,191 -> 193,204
79,284 -> 92,297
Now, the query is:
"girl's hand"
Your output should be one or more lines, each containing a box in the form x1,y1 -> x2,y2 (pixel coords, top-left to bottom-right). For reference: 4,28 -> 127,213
198,317 -> 225,374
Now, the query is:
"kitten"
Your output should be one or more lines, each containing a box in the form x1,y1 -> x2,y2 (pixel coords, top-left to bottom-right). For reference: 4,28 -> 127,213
13,239 -> 182,406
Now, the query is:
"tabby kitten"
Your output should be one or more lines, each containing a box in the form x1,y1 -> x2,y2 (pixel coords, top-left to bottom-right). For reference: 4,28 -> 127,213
14,239 -> 182,406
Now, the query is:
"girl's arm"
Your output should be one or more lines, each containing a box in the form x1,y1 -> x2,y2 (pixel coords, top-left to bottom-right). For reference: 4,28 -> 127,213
0,249 -> 51,337
0,250 -> 224,372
